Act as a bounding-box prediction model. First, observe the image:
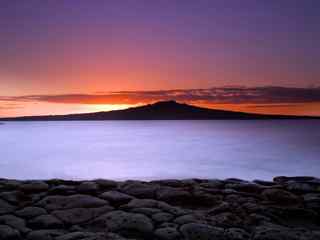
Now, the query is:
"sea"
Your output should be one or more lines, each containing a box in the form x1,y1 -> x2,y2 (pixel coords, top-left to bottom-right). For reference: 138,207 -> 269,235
0,120 -> 319,181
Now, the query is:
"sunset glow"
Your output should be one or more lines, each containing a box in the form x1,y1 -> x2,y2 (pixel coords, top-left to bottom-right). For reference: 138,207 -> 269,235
0,1 -> 319,117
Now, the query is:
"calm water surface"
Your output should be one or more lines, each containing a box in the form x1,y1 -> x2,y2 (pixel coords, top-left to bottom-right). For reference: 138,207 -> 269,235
0,120 -> 319,180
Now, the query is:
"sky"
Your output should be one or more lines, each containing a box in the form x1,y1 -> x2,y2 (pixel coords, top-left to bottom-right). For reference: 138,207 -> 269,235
0,0 -> 319,117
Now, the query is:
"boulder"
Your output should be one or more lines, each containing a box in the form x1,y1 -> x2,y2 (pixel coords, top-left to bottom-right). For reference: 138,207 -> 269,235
0,214 -> 29,234
16,207 -> 47,219
286,182 -> 320,193
94,179 -> 118,190
262,189 -> 300,204
29,214 -> 64,229
225,183 -> 264,193
253,225 -> 315,240
125,198 -> 159,209
20,181 -> 49,193
152,212 -> 174,223
0,224 -> 21,240
180,223 -> 225,240
91,210 -> 154,237
37,194 -> 108,210
151,179 -> 185,188
0,199 -> 15,214
253,180 -> 278,187
199,179 -> 224,189
130,207 -> 162,216
155,227 -> 181,240
52,205 -> 114,225
100,190 -> 134,204
210,212 -> 242,228
26,229 -> 66,240
0,191 -> 28,204
224,228 -> 250,240
120,181 -> 159,198
303,193 -> 320,210
273,176 -> 318,184
55,232 -> 116,240
48,185 -> 76,195
192,190 -> 223,206
208,202 -> 230,215
77,181 -> 99,194
157,187 -> 191,204
174,214 -> 204,225
0,179 -> 22,190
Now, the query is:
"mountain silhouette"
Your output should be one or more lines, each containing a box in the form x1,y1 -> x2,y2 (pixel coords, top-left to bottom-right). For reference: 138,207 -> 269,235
0,100 -> 318,121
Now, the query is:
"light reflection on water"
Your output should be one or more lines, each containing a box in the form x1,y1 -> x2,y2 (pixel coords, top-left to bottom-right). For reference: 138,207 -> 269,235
0,120 -> 319,180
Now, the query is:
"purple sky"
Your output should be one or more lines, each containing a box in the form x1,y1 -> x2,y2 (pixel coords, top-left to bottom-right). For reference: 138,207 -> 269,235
0,0 -> 319,116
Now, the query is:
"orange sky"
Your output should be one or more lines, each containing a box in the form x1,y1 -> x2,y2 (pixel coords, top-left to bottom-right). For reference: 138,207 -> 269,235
0,1 -> 319,117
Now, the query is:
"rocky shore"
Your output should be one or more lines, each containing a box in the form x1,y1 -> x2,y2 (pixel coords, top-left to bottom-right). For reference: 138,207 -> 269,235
0,177 -> 319,240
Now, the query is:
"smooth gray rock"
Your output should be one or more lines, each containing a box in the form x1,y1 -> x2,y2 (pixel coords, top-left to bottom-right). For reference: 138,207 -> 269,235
253,180 -> 277,187
224,228 -> 250,240
199,179 -> 224,189
20,181 -> 49,193
37,194 -> 108,210
120,181 -> 158,198
0,199 -> 15,214
0,214 -> 30,234
262,189 -> 300,204
225,183 -> 264,193
157,187 -> 191,203
26,229 -> 66,240
16,206 -> 47,219
210,212 -> 242,227
253,225 -> 314,240
94,179 -> 118,190
180,223 -> 225,240
0,180 -> 22,190
152,179 -> 185,188
92,210 -> 154,236
52,205 -> 114,225
55,232 -> 108,240
100,191 -> 134,204
0,224 -> 21,240
125,199 -> 159,209
124,199 -> 189,216
77,181 -> 99,194
29,214 -> 64,229
273,176 -> 318,183
48,185 -> 76,195
131,207 -> 162,216
158,201 -> 190,216
155,227 -> 181,240
303,193 -> 320,209
286,182 -> 320,193
152,212 -> 174,223
0,191 -> 27,204
192,190 -> 223,206
174,214 -> 204,225
208,202 -> 230,214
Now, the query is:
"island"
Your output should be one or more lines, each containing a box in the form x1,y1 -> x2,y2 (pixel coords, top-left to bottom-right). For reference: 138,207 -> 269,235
0,101 -> 318,121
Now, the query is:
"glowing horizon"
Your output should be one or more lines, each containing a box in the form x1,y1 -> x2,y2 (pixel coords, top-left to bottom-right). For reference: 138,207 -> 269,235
0,1 -> 319,117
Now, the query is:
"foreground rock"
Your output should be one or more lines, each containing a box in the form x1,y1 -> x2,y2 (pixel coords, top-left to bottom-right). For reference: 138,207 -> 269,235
0,177 -> 318,239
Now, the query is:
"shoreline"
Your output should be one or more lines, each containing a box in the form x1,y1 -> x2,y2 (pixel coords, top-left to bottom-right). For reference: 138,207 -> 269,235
0,176 -> 319,239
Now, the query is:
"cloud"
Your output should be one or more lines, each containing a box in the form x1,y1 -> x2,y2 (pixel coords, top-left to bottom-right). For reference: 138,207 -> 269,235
1,86 -> 320,106
0,102 -> 22,110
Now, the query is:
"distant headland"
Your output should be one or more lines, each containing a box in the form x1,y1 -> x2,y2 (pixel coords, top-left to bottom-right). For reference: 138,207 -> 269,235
0,101 -> 319,121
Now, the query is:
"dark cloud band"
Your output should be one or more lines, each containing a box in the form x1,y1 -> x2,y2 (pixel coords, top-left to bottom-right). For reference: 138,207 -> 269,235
1,86 -> 320,105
